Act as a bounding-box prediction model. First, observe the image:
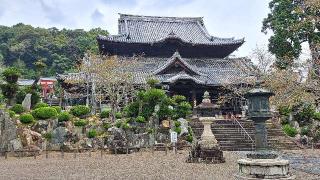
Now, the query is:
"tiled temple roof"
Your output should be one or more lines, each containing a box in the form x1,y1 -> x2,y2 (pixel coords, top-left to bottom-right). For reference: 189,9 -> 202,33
119,51 -> 255,86
57,51 -> 256,92
97,14 -> 244,46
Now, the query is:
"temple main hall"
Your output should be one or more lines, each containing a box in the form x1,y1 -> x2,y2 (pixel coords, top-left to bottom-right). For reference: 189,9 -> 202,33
59,14 -> 255,114
97,14 -> 255,113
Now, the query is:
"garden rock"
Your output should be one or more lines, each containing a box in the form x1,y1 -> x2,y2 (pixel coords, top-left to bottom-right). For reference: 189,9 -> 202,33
9,138 -> 23,151
19,128 -> 43,148
107,127 -> 128,153
32,120 -> 49,133
21,93 -> 32,111
178,118 -> 188,136
51,127 -> 68,144
301,135 -> 308,145
291,121 -> 301,133
295,134 -> 301,142
0,110 -> 17,151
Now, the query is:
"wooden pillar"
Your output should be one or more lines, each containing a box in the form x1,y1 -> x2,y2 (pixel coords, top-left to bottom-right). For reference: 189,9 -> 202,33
192,89 -> 196,107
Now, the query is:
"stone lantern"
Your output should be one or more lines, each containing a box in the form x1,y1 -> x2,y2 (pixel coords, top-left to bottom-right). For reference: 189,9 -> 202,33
236,85 -> 295,179
187,91 -> 225,164
245,87 -> 274,150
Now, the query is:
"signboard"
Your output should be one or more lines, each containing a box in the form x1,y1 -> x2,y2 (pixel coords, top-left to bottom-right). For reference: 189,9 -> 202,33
170,131 -> 177,143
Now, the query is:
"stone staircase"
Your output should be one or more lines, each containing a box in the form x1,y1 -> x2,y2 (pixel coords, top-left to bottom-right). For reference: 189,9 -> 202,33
190,119 -> 300,151
266,120 -> 301,150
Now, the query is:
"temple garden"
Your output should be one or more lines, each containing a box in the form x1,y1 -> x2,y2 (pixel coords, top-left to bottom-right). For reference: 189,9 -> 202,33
0,1 -> 319,179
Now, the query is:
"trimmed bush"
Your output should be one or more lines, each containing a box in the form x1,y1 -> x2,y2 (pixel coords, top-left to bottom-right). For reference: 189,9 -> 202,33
8,110 -> 16,117
32,107 -> 58,119
10,104 -> 24,114
58,112 -> 71,122
283,124 -> 298,137
115,120 -> 122,128
34,102 -> 48,109
115,112 -> 122,119
70,105 -> 90,117
122,123 -> 131,130
52,106 -> 62,113
87,129 -> 97,138
186,134 -> 193,143
174,127 -> 182,134
100,110 -> 110,118
136,116 -> 146,123
313,112 -> 320,121
294,103 -> 316,125
74,119 -> 88,127
19,113 -> 34,124
174,121 -> 181,127
103,123 -> 111,129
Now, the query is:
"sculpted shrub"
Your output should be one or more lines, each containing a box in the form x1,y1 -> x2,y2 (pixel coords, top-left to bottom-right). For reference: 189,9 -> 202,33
283,124 -> 298,137
33,102 -> 48,109
10,104 -> 24,114
32,107 -> 58,119
58,112 -> 71,122
70,105 -> 90,117
20,113 -> 34,124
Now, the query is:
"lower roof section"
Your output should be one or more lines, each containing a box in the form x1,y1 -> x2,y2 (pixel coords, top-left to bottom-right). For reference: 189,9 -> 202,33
58,52 -> 256,93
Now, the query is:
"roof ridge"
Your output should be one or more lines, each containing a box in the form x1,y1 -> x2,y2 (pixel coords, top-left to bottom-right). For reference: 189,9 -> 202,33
119,13 -> 203,22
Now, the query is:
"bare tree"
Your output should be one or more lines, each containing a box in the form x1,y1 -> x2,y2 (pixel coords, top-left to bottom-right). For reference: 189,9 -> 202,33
64,53 -> 139,118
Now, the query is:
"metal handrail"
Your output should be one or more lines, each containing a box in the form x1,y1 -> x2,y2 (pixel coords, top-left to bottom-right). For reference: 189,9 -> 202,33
229,113 -> 254,151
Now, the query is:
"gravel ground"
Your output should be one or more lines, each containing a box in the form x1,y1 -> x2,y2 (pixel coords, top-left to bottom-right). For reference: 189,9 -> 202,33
0,150 -> 319,180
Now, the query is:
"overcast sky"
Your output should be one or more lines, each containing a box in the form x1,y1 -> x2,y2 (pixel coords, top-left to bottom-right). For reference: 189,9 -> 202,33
0,0 -> 272,57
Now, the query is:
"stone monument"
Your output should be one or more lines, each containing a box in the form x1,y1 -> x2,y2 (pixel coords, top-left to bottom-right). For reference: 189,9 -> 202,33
187,91 -> 225,164
22,93 -> 32,111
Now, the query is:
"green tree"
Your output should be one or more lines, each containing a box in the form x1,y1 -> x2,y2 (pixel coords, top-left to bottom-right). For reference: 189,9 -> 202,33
0,23 -> 108,78
262,0 -> 320,71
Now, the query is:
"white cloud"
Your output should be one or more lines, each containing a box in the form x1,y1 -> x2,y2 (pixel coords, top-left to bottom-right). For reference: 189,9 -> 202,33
0,0 -> 272,57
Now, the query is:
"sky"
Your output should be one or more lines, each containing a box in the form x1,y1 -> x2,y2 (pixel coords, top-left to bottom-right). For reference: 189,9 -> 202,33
0,0 -> 272,57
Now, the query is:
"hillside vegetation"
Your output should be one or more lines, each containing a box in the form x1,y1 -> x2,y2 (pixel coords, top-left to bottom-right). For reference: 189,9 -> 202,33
0,23 -> 108,78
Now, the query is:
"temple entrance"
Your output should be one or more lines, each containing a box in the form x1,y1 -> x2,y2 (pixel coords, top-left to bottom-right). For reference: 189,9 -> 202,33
166,79 -> 242,114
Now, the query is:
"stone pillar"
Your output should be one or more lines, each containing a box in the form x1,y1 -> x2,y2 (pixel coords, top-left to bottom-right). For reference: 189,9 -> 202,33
199,117 -> 218,148
254,121 -> 268,150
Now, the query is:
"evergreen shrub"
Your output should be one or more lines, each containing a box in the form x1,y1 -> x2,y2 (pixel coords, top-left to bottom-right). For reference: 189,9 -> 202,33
70,105 -> 90,117
10,104 -> 24,114
283,124 -> 298,137
58,112 -> 71,122
19,113 -> 34,124
74,119 -> 88,127
32,107 -> 58,119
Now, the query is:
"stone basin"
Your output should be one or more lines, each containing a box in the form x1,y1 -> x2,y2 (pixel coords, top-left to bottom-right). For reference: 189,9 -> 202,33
236,157 -> 295,179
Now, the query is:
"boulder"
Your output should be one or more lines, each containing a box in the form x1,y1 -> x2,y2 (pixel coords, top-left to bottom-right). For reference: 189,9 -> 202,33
106,127 -> 128,153
177,118 -> 188,136
301,135 -> 308,145
32,120 -> 49,134
9,138 -> 23,151
51,127 -> 68,144
291,121 -> 301,133
19,128 -> 43,148
0,110 -> 17,151
21,93 -> 32,111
